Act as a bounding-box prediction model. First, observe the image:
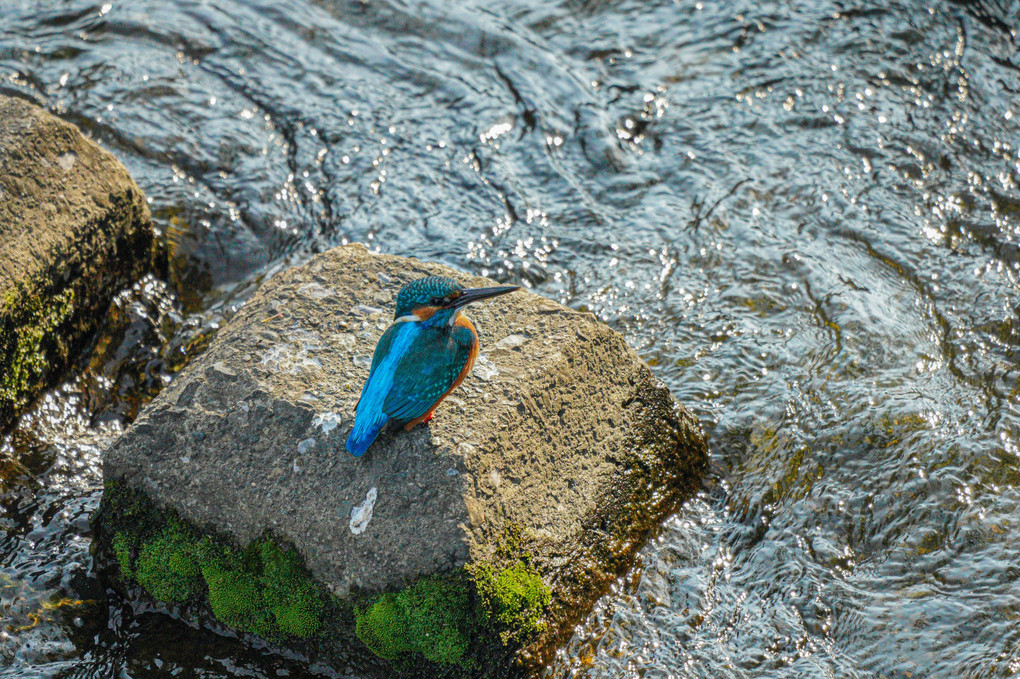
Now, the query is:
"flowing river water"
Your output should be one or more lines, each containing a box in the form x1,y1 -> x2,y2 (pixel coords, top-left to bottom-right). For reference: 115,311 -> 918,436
2,0 -> 1020,676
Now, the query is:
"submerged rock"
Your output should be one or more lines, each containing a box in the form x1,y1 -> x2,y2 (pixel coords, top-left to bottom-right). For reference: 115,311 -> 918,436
94,244 -> 707,676
0,95 -> 156,431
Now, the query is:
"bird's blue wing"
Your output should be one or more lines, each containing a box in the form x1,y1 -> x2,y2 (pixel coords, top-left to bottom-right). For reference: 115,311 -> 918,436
369,322 -> 404,372
383,324 -> 474,423
355,323 -> 405,412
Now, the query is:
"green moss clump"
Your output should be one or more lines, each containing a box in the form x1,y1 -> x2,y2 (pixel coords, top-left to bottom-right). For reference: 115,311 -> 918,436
96,481 -> 327,640
255,539 -> 325,638
134,520 -> 202,603
196,536 -> 327,639
355,592 -> 406,661
355,576 -> 474,667
467,523 -> 551,645
474,561 -> 550,643
403,577 -> 473,666
112,532 -> 136,582
200,544 -> 277,638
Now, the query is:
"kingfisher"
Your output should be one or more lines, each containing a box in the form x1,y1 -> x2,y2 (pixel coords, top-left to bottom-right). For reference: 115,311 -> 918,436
345,275 -> 519,457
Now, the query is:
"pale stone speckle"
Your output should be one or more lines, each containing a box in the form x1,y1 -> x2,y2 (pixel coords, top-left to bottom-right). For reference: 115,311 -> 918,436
473,354 -> 499,381
351,304 -> 385,316
495,333 -> 527,350
56,151 -> 76,172
312,412 -> 341,435
297,282 -> 335,300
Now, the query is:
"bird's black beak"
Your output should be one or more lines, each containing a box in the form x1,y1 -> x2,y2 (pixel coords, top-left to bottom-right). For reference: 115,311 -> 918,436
449,285 -> 520,309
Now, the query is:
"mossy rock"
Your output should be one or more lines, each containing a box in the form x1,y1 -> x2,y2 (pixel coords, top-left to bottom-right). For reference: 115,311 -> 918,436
0,95 -> 157,432
0,288 -> 76,410
111,532 -> 136,583
97,245 -> 708,675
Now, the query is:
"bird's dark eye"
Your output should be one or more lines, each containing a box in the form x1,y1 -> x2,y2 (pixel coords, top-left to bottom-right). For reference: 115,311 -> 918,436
431,296 -> 442,306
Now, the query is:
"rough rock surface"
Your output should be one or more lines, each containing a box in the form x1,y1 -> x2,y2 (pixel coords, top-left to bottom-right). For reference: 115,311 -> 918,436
0,95 -> 155,430
102,244 -> 706,669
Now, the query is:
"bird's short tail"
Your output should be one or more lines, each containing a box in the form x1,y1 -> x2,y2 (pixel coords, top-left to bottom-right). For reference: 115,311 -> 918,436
346,412 -> 388,457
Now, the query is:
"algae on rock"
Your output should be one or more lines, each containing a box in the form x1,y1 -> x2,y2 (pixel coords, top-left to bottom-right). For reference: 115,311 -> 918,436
0,288 -> 75,409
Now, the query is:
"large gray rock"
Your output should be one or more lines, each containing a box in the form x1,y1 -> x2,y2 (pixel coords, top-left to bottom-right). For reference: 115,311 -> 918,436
100,244 -> 706,672
0,95 -> 155,430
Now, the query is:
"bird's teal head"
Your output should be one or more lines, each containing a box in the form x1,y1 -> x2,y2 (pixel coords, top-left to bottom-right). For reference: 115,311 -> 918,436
394,276 -> 519,324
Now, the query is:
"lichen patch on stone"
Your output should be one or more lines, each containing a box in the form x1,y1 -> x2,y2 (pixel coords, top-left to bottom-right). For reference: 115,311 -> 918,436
349,487 -> 377,535
258,329 -> 324,374
296,282 -> 334,300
